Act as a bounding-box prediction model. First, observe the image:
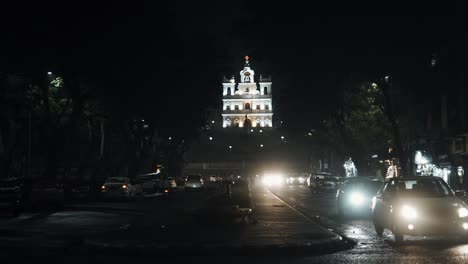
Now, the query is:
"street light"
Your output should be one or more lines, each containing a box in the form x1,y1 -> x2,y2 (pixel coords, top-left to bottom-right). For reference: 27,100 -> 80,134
229,145 -> 232,149
260,144 -> 264,148
47,72 -> 52,75
281,136 -> 284,140
209,137 -> 213,141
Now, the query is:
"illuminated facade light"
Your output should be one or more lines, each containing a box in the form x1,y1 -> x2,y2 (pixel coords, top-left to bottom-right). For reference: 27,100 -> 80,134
168,137 -> 172,140
222,57 -> 273,129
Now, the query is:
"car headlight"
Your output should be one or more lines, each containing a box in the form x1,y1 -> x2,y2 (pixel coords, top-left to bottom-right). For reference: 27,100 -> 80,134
350,192 -> 365,205
401,205 -> 418,220
458,207 -> 468,218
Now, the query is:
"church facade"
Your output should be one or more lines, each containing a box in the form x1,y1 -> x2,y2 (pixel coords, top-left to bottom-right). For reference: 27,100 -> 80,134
221,56 -> 273,128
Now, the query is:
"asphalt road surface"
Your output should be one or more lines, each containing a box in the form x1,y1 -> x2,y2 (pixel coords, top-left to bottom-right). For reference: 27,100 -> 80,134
3,184 -> 468,263
268,184 -> 468,263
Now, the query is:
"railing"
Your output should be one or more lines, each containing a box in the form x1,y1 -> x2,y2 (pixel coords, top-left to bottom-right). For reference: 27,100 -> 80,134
222,109 -> 272,114
223,94 -> 271,99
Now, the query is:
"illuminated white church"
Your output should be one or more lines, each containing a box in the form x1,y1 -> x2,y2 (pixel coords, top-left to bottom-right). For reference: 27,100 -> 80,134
221,56 -> 273,128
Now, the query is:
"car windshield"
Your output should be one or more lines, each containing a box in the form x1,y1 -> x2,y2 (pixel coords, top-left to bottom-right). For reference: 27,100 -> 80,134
106,178 -> 127,183
396,179 -> 453,198
186,175 -> 201,181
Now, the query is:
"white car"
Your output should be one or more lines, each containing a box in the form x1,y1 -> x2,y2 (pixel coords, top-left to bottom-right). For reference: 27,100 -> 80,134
185,175 -> 203,191
372,176 -> 468,243
101,177 -> 137,200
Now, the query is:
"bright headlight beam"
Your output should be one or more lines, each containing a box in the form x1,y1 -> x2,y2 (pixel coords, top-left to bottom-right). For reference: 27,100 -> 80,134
350,192 -> 365,205
459,208 -> 468,218
401,205 -> 418,220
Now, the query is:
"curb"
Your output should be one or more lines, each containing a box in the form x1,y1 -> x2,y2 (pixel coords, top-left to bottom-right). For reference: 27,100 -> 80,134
265,187 -> 356,252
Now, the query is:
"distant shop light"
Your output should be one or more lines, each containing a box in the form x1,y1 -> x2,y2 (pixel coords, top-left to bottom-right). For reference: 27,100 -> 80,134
372,154 -> 378,158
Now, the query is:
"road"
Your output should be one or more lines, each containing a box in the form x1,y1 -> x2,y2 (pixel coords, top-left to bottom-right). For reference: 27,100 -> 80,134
3,183 -> 468,263
269,184 -> 468,263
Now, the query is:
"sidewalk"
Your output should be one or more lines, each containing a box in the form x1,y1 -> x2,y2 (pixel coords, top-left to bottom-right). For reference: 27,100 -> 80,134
83,183 -> 353,255
237,184 -> 345,248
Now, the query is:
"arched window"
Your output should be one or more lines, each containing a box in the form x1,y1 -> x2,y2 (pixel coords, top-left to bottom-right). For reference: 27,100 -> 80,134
227,87 -> 231,95
244,76 -> 250,82
234,105 -> 239,110
256,104 -> 260,110
265,104 -> 270,110
245,87 -> 249,93
234,119 -> 239,127
263,87 -> 268,95
226,105 -> 231,110
256,119 -> 261,127
245,103 -> 251,110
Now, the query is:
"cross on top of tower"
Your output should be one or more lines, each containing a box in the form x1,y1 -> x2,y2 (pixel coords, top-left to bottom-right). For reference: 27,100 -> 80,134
245,55 -> 249,61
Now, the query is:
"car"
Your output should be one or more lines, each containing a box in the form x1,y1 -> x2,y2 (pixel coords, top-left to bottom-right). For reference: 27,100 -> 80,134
336,177 -> 383,217
0,177 -> 25,217
24,177 -> 66,210
372,176 -> 468,243
285,173 -> 307,185
101,177 -> 137,200
135,173 -> 159,194
308,173 -> 345,193
185,174 -> 204,191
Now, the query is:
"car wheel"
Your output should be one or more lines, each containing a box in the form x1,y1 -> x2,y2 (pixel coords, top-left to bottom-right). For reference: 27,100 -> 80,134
374,221 -> 384,237
393,223 -> 404,243
394,231 -> 404,243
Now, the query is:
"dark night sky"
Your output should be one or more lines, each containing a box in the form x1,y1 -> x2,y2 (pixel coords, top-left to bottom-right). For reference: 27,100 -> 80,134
1,2 -> 465,133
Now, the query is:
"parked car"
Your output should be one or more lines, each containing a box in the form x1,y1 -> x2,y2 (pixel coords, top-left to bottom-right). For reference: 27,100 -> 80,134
185,174 -> 204,191
372,176 -> 468,243
25,177 -> 65,210
336,177 -> 383,217
0,177 -> 25,217
101,177 -> 137,200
